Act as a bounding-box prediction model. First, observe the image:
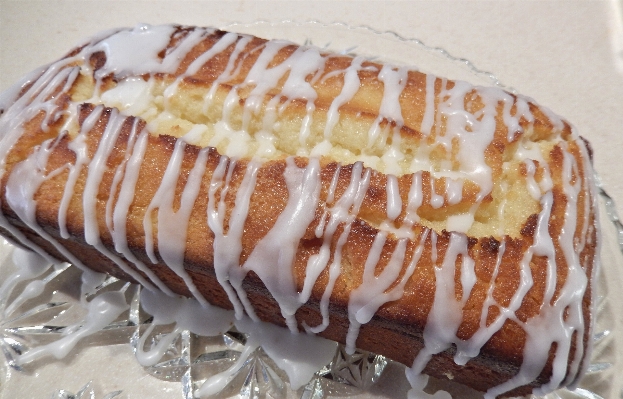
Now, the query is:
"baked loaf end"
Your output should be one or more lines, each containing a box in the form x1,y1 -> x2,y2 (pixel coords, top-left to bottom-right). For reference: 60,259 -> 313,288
0,25 -> 599,397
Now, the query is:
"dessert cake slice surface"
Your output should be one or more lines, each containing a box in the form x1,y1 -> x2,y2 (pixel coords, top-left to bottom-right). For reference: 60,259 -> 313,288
0,24 -> 600,398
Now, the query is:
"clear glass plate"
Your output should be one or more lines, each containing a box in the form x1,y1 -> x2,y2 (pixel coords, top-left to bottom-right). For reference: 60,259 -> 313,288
0,20 -> 621,399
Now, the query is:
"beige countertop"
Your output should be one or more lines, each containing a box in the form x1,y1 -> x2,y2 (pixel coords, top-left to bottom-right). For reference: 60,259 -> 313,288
0,1 -> 622,398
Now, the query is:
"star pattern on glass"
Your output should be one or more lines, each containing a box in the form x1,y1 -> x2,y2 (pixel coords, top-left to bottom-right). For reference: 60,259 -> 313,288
49,381 -> 122,399
0,223 -> 618,399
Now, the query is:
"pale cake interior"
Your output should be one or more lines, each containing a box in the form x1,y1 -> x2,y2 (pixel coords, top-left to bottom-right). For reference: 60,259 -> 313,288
67,71 -> 546,240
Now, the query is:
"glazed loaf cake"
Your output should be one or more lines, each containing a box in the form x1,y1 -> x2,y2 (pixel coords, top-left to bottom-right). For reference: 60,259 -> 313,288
0,25 -> 599,397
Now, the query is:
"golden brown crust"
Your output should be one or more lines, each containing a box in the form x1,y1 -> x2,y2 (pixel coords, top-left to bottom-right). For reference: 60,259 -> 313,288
0,25 -> 598,397
0,108 -> 596,396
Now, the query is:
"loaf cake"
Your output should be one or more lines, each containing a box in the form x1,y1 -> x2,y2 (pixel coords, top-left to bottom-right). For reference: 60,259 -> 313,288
0,24 -> 599,398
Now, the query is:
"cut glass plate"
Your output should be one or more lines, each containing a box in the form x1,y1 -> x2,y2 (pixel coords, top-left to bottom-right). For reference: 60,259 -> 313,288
0,21 -> 621,399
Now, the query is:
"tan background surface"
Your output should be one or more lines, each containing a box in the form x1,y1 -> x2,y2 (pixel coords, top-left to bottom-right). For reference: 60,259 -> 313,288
0,1 -> 622,397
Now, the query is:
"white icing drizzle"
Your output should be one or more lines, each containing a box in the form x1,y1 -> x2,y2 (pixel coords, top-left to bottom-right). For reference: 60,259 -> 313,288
80,268 -> 107,305
4,135 -> 98,273
0,61 -> 86,263
195,334 -> 260,398
421,233 -> 475,365
0,65 -> 49,114
483,192 -> 554,397
1,249 -> 336,395
454,240 -> 507,365
135,288 -> 234,367
402,172 -> 425,234
0,248 -> 51,309
233,157 -> 321,331
81,108 -> 161,290
16,289 -> 130,365
105,117 -> 141,233
234,316 -> 337,390
196,314 -> 336,396
367,64 -> 408,160
346,230 -> 429,354
0,248 -> 56,316
430,231 -> 438,266
252,44 -> 325,129
241,40 -> 291,127
445,177 -> 464,205
207,158 -> 261,320
446,212 -> 474,234
86,111 -> 135,248
59,106 -> 103,239
575,131 -> 601,389
480,87 -> 532,142
140,287 -> 234,339
429,175 -> 445,209
345,170 -> 429,353
91,24 -> 178,79
202,35 -> 253,114
311,56 -> 367,156
304,162 -> 371,334
516,139 -> 553,196
106,126 -> 175,296
164,31 -> 239,110
0,24 -> 598,398
537,103 -> 565,133
545,142 -> 585,389
143,139 -> 211,305
420,73 -> 437,136
135,323 -> 183,367
524,159 -> 542,200
3,262 -> 69,317
386,174 -> 402,221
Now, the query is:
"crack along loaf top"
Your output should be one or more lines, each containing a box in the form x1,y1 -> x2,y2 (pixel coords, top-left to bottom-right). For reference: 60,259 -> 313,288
0,24 -> 600,398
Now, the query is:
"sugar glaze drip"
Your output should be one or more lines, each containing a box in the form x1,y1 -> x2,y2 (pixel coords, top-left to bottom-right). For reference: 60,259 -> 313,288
0,24 -> 599,397
0,245 -> 336,396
